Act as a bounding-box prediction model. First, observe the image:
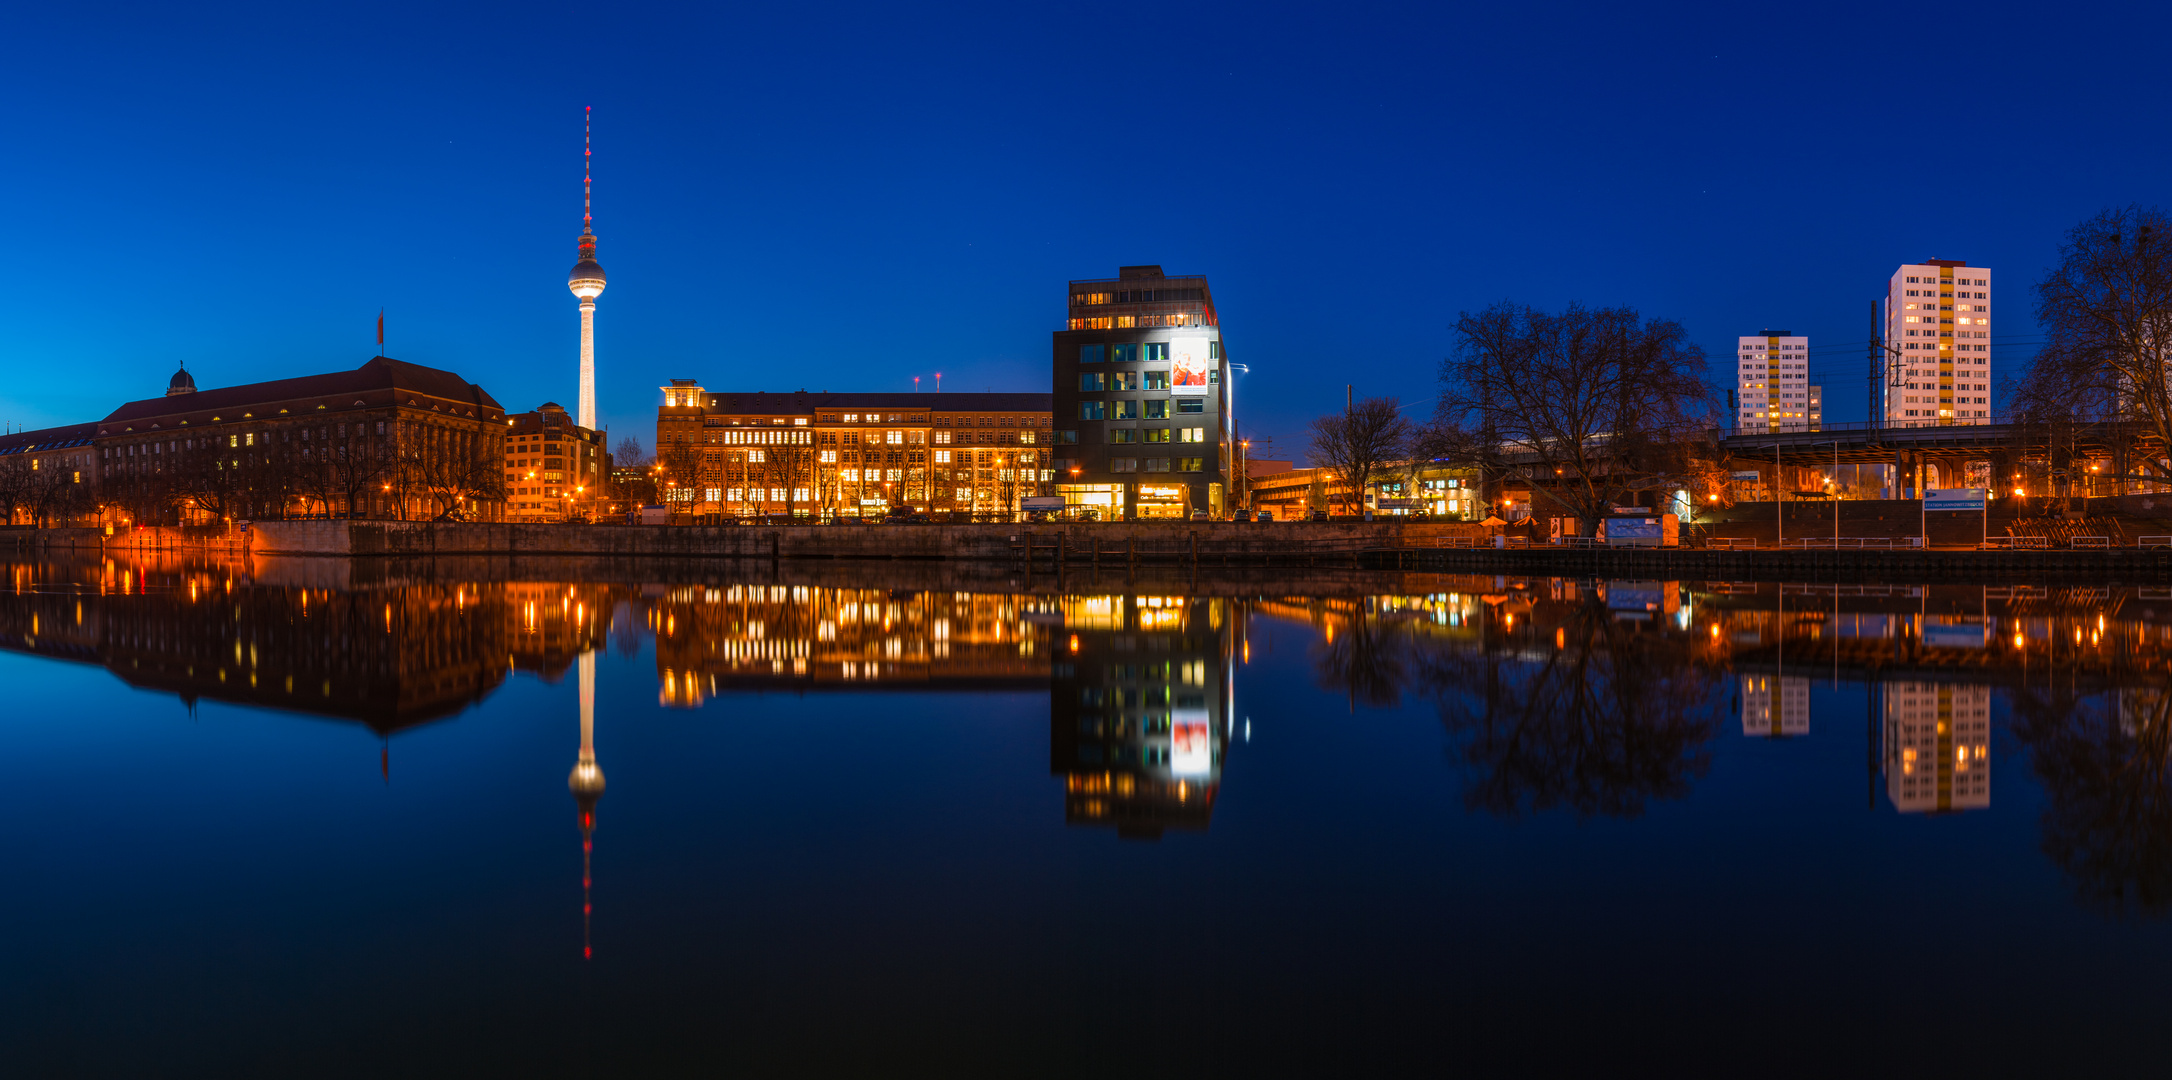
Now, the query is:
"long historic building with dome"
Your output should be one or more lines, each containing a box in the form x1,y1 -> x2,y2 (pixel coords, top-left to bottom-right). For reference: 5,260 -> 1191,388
1,355 -> 511,526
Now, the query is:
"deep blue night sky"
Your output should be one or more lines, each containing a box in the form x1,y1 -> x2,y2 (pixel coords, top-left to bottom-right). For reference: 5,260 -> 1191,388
3,1 -> 2165,460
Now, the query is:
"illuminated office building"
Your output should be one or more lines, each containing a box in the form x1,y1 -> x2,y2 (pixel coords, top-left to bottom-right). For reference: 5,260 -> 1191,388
1049,595 -> 1232,840
1882,260 -> 1994,427
1052,266 -> 1233,519
0,573 -> 509,733
653,386 -> 1052,518
1883,681 -> 1991,813
647,584 -> 1056,700
505,402 -> 606,522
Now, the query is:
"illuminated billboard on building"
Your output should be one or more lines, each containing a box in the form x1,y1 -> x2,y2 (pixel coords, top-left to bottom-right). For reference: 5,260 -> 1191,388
1170,338 -> 1212,396
1172,708 -> 1212,776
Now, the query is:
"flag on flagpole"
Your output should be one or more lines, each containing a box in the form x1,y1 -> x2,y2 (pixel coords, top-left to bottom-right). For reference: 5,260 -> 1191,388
377,310 -> 385,351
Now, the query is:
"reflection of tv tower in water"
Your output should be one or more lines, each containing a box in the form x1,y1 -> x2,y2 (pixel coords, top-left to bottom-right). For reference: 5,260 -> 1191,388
569,650 -> 605,959
567,107 -> 606,432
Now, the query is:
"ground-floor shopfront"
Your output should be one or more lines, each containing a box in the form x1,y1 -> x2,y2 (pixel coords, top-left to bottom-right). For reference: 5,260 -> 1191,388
1057,481 -> 1223,520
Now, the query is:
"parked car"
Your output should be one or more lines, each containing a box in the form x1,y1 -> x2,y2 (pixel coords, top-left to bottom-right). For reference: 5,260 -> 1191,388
1310,509 -> 1330,522
1190,511 -> 1210,521
883,513 -> 933,525
1255,509 -> 1274,522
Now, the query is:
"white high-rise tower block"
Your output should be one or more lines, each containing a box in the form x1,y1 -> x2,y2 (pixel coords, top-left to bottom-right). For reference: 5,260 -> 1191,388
1883,260 -> 1993,428
1734,330 -> 1811,433
568,107 -> 606,432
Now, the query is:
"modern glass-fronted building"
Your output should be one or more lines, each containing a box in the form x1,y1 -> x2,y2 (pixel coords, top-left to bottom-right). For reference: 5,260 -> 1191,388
1051,266 -> 1231,520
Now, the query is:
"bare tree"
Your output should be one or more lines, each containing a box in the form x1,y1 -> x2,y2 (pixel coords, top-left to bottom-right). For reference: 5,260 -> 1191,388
1308,396 -> 1412,516
23,460 -> 95,527
2018,205 -> 2172,485
173,435 -> 248,524
0,455 -> 38,525
2011,674 -> 2172,915
418,435 -> 506,521
1439,302 -> 1711,536
1419,596 -> 1721,819
659,439 -> 703,515
613,435 -> 650,470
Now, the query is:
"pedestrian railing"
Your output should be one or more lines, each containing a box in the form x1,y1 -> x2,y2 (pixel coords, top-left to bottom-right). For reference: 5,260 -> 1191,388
1782,537 -> 1915,549
2071,535 -> 2113,549
2141,536 -> 2172,548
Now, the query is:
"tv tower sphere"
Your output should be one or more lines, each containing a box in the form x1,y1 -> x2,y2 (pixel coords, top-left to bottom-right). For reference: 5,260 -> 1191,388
569,245 -> 606,299
569,107 -> 605,432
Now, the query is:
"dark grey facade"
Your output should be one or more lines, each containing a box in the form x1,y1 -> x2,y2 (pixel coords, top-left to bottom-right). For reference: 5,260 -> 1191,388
1050,266 -> 1230,519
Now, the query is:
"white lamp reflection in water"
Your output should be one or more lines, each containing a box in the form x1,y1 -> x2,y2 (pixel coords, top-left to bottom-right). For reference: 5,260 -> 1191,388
569,650 -> 605,959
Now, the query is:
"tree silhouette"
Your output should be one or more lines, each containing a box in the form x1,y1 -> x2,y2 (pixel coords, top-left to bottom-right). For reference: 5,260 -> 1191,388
1413,596 -> 1721,819
2011,674 -> 2172,916
1313,601 -> 1410,710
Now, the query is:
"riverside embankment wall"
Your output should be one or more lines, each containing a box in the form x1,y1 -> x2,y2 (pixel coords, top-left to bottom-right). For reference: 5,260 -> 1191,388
20,520 -> 2172,582
3,525 -> 247,553
247,520 -> 1489,559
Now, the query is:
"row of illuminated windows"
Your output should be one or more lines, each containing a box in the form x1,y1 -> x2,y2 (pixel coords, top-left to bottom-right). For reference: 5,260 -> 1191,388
806,430 -> 1040,447
1068,314 -> 1205,330
1106,458 -> 1206,473
819,450 -> 1039,468
1107,427 -> 1207,444
717,429 -> 814,445
1081,371 -> 1173,391
715,488 -> 812,503
1071,288 -> 1206,306
1078,400 -> 1205,419
1903,275 -> 1989,286
808,414 -> 1051,427
1078,342 -> 1222,363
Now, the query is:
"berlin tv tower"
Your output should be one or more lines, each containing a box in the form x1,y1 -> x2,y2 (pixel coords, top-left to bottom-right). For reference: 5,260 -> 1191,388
569,650 -> 605,959
567,107 -> 606,432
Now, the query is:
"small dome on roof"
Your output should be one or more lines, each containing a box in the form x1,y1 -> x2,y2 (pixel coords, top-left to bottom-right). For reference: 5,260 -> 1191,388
166,365 -> 197,397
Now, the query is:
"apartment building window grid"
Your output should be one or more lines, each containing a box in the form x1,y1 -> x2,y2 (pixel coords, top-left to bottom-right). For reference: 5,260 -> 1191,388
1883,262 -> 1993,428
1735,333 -> 1817,435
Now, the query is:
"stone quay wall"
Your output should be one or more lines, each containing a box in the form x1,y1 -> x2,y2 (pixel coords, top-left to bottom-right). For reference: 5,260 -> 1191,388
248,519 -> 1494,560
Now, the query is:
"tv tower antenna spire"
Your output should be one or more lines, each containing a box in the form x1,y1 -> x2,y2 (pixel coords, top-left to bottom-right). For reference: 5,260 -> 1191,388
568,106 -> 606,432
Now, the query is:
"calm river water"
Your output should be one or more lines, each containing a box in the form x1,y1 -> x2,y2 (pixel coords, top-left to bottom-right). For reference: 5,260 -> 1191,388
4,554 -> 2170,1076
